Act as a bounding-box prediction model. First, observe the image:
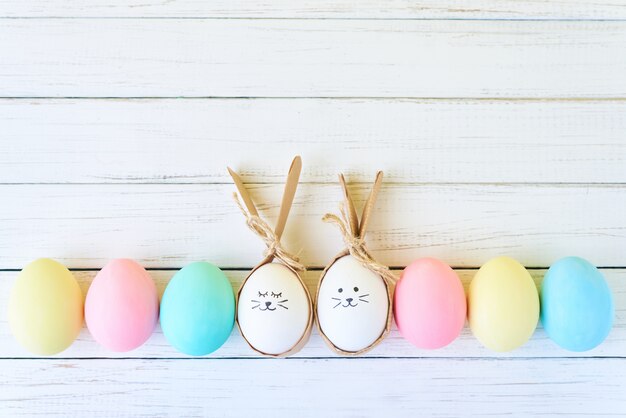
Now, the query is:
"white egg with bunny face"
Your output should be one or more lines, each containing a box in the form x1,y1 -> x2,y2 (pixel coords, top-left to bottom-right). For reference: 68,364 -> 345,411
238,262 -> 311,356
317,255 -> 390,353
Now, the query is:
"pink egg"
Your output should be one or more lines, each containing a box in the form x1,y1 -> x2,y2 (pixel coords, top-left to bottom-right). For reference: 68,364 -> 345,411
85,259 -> 159,352
394,258 -> 466,349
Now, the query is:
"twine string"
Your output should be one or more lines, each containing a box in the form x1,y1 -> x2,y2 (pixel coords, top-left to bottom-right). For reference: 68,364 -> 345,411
323,203 -> 396,285
233,193 -> 305,272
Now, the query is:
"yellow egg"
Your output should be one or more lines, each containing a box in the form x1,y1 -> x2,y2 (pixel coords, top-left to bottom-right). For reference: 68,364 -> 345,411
8,258 -> 84,355
468,256 -> 539,352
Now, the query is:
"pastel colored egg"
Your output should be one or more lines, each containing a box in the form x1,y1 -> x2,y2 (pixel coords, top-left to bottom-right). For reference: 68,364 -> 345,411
468,256 -> 539,352
317,255 -> 390,353
238,262 -> 311,355
85,259 -> 159,352
541,256 -> 613,351
160,262 -> 235,355
8,258 -> 83,355
394,258 -> 466,349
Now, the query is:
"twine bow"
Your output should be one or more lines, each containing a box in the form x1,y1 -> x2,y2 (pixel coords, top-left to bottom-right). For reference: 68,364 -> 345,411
323,202 -> 396,285
233,192 -> 305,272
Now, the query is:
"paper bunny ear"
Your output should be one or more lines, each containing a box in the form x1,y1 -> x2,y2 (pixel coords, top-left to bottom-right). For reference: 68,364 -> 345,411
338,173 -> 359,237
338,171 -> 384,238
228,156 -> 301,239
358,171 -> 383,238
274,156 -> 302,241
228,156 -> 305,271
227,167 -> 259,217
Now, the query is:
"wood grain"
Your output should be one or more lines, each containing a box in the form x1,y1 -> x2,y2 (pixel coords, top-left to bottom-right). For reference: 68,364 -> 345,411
1,269 -> 624,359
2,20 -> 626,98
1,0 -> 624,413
0,183 -> 624,269
2,0 -> 626,19
2,99 -> 626,184
1,358 -> 625,417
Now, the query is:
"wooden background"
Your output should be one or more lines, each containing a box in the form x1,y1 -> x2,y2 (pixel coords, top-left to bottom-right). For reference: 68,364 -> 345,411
1,1 -> 626,416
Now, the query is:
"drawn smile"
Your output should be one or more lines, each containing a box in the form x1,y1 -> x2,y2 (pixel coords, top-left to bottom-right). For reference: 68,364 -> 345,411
259,306 -> 276,311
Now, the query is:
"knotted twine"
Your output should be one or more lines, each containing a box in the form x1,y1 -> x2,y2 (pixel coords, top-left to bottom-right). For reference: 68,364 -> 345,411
233,192 -> 306,273
323,202 -> 396,286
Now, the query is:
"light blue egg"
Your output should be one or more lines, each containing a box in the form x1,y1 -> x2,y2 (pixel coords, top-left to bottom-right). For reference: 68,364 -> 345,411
541,257 -> 613,351
160,262 -> 235,355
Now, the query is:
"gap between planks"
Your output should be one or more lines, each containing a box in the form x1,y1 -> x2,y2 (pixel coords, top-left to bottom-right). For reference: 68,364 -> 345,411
3,17 -> 626,21
4,97 -> 626,100
6,267 -> 475,272
1,356 -> 625,360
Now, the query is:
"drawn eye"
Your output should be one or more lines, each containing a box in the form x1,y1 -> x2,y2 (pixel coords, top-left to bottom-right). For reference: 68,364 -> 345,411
258,291 -> 268,297
354,287 -> 359,292
338,288 -> 343,293
271,292 -> 282,298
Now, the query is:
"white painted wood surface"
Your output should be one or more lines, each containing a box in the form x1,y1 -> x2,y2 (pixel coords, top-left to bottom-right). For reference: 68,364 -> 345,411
2,20 -> 626,98
0,183 -> 626,269
1,183 -> 625,269
2,99 -> 626,184
3,0 -> 626,19
1,1 -> 625,416
2,358 -> 625,417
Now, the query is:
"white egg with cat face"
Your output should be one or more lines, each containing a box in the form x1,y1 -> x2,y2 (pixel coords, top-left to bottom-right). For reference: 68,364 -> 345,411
238,262 -> 310,355
317,255 -> 390,352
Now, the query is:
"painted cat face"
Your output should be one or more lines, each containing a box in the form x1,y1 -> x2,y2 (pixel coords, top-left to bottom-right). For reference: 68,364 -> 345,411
252,290 -> 288,311
331,286 -> 369,308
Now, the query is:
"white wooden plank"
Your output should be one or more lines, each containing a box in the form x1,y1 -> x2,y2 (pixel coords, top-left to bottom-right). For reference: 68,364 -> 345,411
0,183 -> 624,269
1,269 -> 624,359
2,20 -> 626,98
3,0 -> 626,19
2,99 -> 626,184
1,358 -> 625,417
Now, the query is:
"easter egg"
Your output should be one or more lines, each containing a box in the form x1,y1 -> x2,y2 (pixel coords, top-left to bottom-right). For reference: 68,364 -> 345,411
468,256 -> 539,352
541,256 -> 613,351
238,262 -> 311,355
160,262 -> 235,355
394,258 -> 466,349
8,258 -> 83,355
85,259 -> 159,352
317,255 -> 390,353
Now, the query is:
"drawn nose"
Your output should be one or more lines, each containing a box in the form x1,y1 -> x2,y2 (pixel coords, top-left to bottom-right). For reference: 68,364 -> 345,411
346,298 -> 353,303
265,301 -> 272,307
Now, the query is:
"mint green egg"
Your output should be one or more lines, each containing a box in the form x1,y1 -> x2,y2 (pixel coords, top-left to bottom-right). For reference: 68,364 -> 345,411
160,262 -> 235,355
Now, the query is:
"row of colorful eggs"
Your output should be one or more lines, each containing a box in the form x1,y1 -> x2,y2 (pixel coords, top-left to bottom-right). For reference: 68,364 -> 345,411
9,255 -> 613,356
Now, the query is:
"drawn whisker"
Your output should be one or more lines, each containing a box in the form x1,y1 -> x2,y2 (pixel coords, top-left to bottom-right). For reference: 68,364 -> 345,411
278,299 -> 288,303
251,304 -> 260,309
277,304 -> 288,310
251,300 -> 260,303
331,297 -> 341,301
359,294 -> 369,298
358,299 -> 369,303
333,301 -> 342,309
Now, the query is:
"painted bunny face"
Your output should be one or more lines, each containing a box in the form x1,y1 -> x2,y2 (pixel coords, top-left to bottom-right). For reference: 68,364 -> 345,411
317,255 -> 389,352
238,263 -> 310,355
